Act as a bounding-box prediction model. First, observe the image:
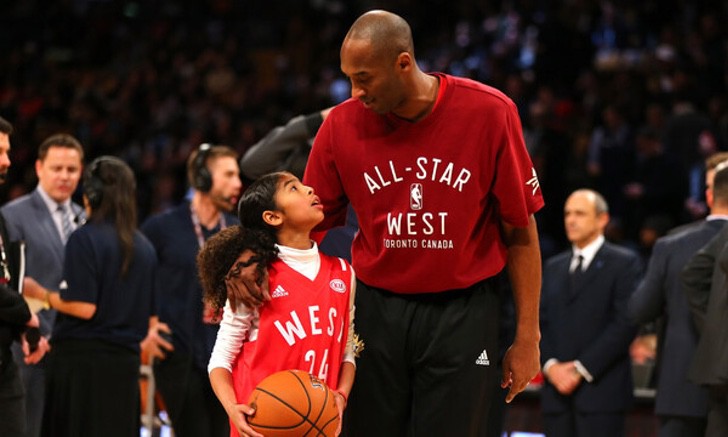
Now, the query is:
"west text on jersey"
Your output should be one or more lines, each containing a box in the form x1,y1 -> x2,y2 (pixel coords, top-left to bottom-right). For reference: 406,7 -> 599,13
273,306 -> 344,346
387,212 -> 448,236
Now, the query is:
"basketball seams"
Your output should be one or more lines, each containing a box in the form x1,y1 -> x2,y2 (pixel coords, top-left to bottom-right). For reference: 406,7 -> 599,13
251,387 -> 312,429
318,414 -> 341,436
301,380 -> 329,437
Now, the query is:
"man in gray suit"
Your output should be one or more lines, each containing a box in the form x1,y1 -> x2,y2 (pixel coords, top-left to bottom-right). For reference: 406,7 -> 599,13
1,133 -> 84,437
629,154 -> 728,437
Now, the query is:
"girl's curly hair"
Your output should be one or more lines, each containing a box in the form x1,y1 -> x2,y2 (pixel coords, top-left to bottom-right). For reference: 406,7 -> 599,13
197,225 -> 278,312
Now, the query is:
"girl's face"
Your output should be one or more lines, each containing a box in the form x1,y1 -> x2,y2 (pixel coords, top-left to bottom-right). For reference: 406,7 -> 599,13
271,174 -> 324,232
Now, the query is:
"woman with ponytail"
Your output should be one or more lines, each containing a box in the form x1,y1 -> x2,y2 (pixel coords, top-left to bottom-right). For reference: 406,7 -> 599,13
23,156 -> 157,436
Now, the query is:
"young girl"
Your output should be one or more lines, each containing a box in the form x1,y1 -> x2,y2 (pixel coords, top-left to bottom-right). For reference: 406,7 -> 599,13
198,172 -> 356,437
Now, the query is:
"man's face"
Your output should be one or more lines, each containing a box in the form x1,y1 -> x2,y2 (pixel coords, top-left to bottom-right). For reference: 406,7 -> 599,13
564,192 -> 607,249
340,38 -> 405,115
0,133 -> 10,183
36,146 -> 83,203
208,155 -> 242,212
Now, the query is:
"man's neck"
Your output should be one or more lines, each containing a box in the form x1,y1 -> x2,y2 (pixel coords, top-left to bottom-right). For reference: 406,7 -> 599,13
393,72 -> 439,122
191,192 -> 221,229
709,204 -> 728,217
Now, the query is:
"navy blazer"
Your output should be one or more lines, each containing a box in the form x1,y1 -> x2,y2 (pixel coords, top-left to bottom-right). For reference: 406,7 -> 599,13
1,189 -> 84,336
629,220 -> 725,417
540,241 -> 642,413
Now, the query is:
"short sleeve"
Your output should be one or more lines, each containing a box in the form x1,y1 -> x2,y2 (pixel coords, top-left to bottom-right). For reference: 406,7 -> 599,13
491,100 -> 544,227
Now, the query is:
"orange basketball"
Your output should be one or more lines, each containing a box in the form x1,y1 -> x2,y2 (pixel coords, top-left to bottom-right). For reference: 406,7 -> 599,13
247,370 -> 340,437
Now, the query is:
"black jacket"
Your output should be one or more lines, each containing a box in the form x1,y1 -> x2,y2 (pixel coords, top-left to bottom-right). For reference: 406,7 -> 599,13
0,213 -> 29,350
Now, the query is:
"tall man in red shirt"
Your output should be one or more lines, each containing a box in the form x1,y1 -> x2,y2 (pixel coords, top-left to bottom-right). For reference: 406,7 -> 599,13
230,10 -> 543,436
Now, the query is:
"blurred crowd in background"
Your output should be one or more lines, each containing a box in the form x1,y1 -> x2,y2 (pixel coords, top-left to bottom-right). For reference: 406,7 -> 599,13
1,0 -> 727,258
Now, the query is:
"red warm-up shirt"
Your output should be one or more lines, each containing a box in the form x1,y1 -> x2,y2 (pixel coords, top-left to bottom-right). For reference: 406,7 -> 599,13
304,73 -> 544,293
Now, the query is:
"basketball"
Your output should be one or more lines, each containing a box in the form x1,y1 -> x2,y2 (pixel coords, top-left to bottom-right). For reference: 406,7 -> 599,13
247,370 -> 340,437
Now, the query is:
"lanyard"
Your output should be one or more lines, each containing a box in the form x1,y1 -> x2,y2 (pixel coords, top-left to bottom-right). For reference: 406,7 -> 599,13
190,204 -> 227,248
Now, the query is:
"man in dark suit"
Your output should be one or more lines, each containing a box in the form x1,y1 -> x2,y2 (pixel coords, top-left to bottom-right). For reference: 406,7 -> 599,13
629,154 -> 728,437
682,180 -> 728,436
1,133 -> 85,437
0,116 -> 45,436
540,189 -> 642,437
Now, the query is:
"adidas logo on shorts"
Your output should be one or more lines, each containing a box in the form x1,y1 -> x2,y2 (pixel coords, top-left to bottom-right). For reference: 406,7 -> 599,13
271,285 -> 288,298
475,349 -> 490,366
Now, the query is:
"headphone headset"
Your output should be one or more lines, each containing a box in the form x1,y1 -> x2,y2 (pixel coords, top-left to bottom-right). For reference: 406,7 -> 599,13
192,143 -> 213,193
84,157 -> 113,210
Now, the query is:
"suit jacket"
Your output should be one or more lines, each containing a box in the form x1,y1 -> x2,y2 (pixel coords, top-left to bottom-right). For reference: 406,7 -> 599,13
0,213 -> 30,350
239,112 -> 321,180
1,188 -> 84,337
540,241 -> 642,413
682,224 -> 728,386
629,219 -> 726,416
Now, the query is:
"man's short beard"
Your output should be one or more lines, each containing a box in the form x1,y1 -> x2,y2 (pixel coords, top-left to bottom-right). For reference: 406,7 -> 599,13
212,195 -> 234,213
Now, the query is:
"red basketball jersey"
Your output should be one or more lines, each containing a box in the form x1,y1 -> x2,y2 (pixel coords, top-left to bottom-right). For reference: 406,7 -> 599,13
232,253 -> 352,404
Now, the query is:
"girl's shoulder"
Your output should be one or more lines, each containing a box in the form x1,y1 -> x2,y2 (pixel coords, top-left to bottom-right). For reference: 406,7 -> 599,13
318,252 -> 353,274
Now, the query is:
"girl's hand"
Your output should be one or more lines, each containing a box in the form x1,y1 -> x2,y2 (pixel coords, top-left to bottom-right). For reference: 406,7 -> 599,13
227,402 -> 263,437
333,390 -> 347,436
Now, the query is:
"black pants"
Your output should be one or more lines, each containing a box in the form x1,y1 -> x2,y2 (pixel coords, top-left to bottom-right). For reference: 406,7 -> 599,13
12,341 -> 46,437
154,350 -> 229,437
42,339 -> 140,437
344,279 -> 501,437
0,346 -> 25,436
657,415 -> 706,437
706,385 -> 728,437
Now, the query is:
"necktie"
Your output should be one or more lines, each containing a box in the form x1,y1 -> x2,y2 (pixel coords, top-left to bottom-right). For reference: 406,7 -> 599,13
572,254 -> 584,274
570,254 -> 584,289
58,204 -> 73,243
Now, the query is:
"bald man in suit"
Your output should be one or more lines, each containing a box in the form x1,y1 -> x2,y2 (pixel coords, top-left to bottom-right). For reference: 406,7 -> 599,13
540,189 -> 642,437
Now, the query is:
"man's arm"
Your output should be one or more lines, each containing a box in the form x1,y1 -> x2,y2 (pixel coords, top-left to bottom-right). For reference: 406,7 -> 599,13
22,277 -> 96,320
240,109 -> 331,180
577,251 -> 642,380
681,229 -> 727,332
500,215 -> 541,403
628,238 -> 668,324
0,283 -> 31,325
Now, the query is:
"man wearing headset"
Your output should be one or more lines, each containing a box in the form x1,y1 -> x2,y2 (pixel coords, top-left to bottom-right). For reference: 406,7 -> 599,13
140,144 -> 242,437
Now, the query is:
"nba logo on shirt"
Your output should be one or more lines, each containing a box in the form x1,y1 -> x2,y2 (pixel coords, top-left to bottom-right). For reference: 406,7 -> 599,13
410,183 -> 423,210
